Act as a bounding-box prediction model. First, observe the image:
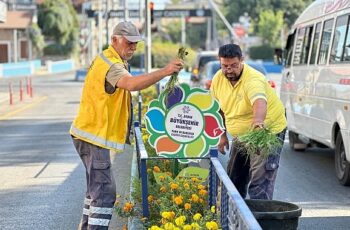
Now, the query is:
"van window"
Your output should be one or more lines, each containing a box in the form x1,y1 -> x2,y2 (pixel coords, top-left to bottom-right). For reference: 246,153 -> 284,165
293,27 -> 305,65
318,19 -> 334,65
310,22 -> 322,64
300,26 -> 313,64
330,14 -> 350,63
285,30 -> 296,67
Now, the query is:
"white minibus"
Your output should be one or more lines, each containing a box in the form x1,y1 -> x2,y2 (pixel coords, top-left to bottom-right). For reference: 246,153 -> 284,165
281,0 -> 350,185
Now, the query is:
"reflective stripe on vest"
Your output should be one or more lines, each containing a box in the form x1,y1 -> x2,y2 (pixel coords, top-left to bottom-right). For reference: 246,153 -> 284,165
70,125 -> 125,151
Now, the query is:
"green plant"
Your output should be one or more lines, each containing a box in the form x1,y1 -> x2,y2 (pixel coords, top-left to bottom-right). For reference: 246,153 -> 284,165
163,47 -> 188,105
237,127 -> 282,159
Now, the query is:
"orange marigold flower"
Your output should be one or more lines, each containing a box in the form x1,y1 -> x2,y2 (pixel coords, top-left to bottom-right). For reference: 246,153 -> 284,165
123,202 -> 134,212
184,203 -> 191,210
153,166 -> 161,172
174,195 -> 183,205
191,177 -> 199,183
170,183 -> 179,190
199,189 -> 207,196
197,184 -> 205,190
159,175 -> 165,181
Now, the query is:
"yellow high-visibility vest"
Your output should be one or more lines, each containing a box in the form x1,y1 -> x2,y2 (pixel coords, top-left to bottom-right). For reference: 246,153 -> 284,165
70,46 -> 131,151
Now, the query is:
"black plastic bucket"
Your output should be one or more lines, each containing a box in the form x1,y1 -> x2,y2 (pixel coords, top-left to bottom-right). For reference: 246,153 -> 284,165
245,199 -> 302,230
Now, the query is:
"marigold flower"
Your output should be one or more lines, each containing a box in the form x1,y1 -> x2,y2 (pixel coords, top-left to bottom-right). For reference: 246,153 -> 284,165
170,183 -> 179,190
159,175 -> 165,181
191,194 -> 199,203
161,211 -> 175,220
153,166 -> 161,172
123,202 -> 134,212
160,186 -> 167,193
166,171 -> 173,177
175,216 -> 186,226
211,206 -> 216,213
199,189 -> 207,196
184,203 -> 191,210
183,225 -> 192,230
191,177 -> 199,183
164,222 -> 175,230
193,213 -> 202,221
148,195 -> 154,202
149,226 -> 163,230
205,221 -> 219,230
197,184 -> 205,190
174,195 -> 183,205
184,183 -> 190,190
191,222 -> 200,229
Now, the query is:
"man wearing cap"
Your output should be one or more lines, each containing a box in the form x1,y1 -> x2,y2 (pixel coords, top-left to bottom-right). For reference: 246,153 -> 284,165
70,21 -> 183,229
210,43 -> 287,200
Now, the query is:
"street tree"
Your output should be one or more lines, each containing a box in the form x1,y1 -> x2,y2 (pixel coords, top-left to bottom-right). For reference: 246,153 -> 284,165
37,0 -> 79,55
257,10 -> 284,46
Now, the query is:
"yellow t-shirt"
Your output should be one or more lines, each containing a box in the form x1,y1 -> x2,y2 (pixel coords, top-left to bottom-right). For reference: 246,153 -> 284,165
210,63 -> 286,136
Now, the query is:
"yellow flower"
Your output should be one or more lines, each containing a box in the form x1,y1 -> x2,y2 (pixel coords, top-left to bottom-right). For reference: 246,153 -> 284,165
184,183 -> 190,190
153,166 -> 161,172
197,184 -> 205,190
205,221 -> 219,230
175,216 -> 186,226
191,194 -> 199,203
170,183 -> 179,190
162,211 -> 176,220
149,226 -> 163,230
159,175 -> 165,181
193,213 -> 202,221
166,171 -> 173,177
160,186 -> 167,193
199,189 -> 207,196
183,225 -> 192,230
164,222 -> 175,230
148,195 -> 154,202
211,206 -> 216,213
184,203 -> 191,210
174,195 -> 183,205
191,177 -> 199,183
191,222 -> 200,230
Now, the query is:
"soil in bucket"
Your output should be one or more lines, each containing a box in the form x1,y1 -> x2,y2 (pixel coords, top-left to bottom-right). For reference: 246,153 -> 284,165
245,199 -> 302,230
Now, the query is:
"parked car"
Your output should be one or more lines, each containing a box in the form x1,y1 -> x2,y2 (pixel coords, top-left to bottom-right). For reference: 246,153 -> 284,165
190,50 -> 218,86
200,60 -> 276,90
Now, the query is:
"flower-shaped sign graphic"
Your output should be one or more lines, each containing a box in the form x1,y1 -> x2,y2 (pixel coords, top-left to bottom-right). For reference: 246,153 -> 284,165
145,83 -> 225,164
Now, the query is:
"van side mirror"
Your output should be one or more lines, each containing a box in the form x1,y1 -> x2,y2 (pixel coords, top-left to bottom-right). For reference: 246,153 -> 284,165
274,48 -> 283,65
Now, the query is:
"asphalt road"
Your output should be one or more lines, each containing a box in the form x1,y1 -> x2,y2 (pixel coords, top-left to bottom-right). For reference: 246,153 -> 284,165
0,72 -> 349,230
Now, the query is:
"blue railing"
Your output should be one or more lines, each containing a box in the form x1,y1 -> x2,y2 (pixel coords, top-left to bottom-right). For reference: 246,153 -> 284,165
0,60 -> 41,78
133,121 -> 262,230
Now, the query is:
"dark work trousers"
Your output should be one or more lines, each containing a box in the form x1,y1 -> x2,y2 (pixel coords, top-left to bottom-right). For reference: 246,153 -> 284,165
227,129 -> 286,200
72,137 -> 116,230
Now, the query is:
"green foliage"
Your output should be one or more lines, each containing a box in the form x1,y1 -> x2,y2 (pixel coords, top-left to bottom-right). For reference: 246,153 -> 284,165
249,45 -> 275,60
29,23 -> 45,55
237,128 -> 282,159
257,10 -> 284,45
38,0 -> 79,55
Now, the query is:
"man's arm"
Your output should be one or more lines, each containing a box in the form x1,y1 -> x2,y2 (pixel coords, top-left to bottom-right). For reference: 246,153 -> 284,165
218,109 -> 229,154
116,59 -> 183,91
252,98 -> 267,129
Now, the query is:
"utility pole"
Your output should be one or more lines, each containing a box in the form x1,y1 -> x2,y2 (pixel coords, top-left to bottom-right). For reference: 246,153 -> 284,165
145,0 -> 152,73
124,0 -> 128,21
105,0 -> 109,45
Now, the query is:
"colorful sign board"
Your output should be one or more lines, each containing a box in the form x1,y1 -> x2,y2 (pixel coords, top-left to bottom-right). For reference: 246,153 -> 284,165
145,83 -> 224,164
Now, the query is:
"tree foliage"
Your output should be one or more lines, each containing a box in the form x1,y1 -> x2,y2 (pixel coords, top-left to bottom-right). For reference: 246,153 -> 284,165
37,0 -> 79,55
257,10 -> 284,45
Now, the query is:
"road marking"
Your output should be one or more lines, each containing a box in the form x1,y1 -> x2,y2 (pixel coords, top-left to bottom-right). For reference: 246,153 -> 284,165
0,96 -> 48,120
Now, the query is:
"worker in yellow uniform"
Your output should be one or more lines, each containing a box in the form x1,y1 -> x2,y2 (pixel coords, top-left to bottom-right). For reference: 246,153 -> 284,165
210,44 -> 287,200
70,21 -> 183,230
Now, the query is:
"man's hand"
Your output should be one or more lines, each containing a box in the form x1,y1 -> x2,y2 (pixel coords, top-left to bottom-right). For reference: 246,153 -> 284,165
218,133 -> 229,154
163,59 -> 184,76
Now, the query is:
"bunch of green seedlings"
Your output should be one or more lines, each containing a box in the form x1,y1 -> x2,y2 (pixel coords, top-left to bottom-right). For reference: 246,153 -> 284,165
237,127 -> 282,159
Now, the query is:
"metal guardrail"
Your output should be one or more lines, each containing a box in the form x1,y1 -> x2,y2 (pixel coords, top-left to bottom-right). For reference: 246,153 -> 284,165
133,121 -> 262,230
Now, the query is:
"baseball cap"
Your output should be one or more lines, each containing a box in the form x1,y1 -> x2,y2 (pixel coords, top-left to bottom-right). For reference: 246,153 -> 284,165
113,21 -> 143,42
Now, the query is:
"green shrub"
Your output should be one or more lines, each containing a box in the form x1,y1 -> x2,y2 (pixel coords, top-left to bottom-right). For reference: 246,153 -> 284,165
249,45 -> 274,60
